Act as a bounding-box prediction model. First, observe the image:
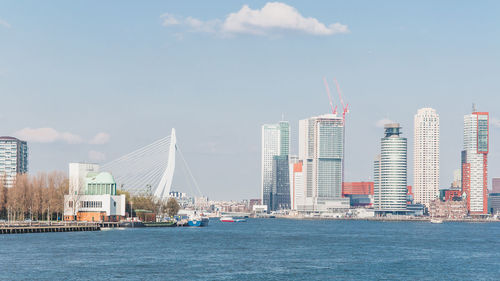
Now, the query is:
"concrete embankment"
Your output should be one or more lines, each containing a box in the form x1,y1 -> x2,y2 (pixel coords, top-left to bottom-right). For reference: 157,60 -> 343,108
0,222 -> 100,234
278,216 -> 500,223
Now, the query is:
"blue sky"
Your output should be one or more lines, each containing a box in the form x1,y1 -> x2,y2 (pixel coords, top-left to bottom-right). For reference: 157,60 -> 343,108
1,1 -> 499,200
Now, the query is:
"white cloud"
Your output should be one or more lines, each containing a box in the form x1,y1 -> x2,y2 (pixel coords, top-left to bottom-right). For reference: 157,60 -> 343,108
161,13 -> 180,26
161,2 -> 348,36
375,118 -> 394,128
89,132 -> 111,145
14,127 -> 84,144
185,17 -> 220,33
223,2 -> 349,35
0,18 -> 11,28
491,117 -> 500,128
13,127 -> 111,144
88,150 -> 106,162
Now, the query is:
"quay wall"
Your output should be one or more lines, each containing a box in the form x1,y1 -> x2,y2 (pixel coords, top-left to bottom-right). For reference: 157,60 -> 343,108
0,222 -> 101,234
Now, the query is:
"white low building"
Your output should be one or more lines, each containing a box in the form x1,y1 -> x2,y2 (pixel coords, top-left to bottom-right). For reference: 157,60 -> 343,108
64,163 -> 125,222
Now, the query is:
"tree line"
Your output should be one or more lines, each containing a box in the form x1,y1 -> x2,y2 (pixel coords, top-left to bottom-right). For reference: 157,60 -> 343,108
0,172 -> 68,221
0,172 -> 180,222
117,190 -> 180,219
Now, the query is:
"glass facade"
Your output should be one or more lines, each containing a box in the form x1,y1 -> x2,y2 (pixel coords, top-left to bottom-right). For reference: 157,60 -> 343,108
477,115 -> 488,153
463,112 -> 489,214
299,114 -> 344,202
374,124 -> 408,213
261,121 -> 290,211
271,155 -> 291,210
84,172 -> 117,195
0,137 -> 28,188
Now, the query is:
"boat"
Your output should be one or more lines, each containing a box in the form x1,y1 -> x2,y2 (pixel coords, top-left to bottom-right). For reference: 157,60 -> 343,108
430,218 -> 443,224
220,216 -> 247,223
143,221 -> 176,227
187,216 -> 209,227
118,220 -> 145,228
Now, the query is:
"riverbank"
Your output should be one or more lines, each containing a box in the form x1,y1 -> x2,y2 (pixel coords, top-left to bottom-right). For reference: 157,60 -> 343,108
0,221 -> 100,234
278,215 -> 500,223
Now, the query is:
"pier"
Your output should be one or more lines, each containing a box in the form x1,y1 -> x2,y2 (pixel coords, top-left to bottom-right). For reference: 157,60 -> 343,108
0,222 -> 100,235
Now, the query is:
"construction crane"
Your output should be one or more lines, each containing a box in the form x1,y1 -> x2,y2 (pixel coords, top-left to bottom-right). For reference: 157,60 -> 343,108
333,78 -> 349,123
323,77 -> 337,115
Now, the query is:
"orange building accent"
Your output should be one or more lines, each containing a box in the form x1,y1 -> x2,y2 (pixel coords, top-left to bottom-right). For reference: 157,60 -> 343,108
64,212 -> 123,222
462,163 -> 471,212
342,182 -> 374,196
77,212 -> 106,222
482,155 -> 488,214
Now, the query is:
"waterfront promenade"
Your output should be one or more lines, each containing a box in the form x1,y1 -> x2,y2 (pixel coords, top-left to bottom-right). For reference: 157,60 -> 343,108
279,215 -> 500,223
0,221 -> 100,234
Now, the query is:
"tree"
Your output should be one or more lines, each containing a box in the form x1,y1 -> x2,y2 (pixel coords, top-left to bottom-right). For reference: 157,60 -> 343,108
0,176 -> 7,219
117,190 -> 132,216
165,198 -> 180,217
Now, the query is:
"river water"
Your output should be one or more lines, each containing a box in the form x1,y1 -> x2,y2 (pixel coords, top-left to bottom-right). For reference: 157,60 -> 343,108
1,219 -> 499,280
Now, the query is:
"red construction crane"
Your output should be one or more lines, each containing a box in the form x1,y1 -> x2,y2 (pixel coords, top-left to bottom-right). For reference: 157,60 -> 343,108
333,78 -> 349,123
323,77 -> 337,115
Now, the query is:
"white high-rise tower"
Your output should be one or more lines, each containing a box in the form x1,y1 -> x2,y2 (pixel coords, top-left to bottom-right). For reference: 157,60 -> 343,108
413,108 -> 440,207
297,114 -> 349,212
374,123 -> 408,214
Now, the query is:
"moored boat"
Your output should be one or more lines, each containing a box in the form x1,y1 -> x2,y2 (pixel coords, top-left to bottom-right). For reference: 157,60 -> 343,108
188,217 -> 209,227
220,216 -> 246,223
430,218 -> 443,224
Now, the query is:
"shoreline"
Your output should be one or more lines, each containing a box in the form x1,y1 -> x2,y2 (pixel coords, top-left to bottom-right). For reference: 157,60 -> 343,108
276,216 -> 500,223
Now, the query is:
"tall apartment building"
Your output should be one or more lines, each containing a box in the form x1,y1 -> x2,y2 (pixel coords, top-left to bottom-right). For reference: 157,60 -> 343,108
297,114 -> 349,212
374,123 -> 408,215
0,136 -> 28,188
413,108 -> 440,208
462,110 -> 489,214
261,121 -> 290,211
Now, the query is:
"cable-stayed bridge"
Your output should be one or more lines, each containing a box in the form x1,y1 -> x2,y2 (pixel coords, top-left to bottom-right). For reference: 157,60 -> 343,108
101,128 -> 201,200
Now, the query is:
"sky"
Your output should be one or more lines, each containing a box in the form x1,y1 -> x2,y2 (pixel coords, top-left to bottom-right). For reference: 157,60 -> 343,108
1,1 -> 499,200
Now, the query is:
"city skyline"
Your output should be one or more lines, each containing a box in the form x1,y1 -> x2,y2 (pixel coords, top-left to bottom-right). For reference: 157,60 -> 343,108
1,1 -> 500,200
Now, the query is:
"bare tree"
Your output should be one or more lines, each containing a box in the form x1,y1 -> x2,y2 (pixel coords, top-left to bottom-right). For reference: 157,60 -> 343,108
0,176 -> 7,219
165,198 -> 180,217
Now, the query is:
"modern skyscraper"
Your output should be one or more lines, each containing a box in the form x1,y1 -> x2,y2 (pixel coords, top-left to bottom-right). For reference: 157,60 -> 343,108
462,110 -> 489,214
261,121 -> 290,211
297,114 -> 349,211
413,108 -> 440,208
0,136 -> 28,188
374,124 -> 408,215
271,155 -> 290,210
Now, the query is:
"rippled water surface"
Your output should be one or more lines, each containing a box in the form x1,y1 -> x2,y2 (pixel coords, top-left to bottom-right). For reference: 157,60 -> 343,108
1,219 -> 499,280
